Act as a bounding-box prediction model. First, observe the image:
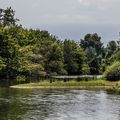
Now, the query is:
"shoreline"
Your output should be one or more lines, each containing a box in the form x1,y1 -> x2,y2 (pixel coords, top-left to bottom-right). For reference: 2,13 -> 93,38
10,85 -> 113,90
10,80 -> 119,90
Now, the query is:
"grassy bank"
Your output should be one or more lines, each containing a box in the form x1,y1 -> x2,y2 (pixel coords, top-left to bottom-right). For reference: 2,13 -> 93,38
106,83 -> 120,94
10,80 -> 120,90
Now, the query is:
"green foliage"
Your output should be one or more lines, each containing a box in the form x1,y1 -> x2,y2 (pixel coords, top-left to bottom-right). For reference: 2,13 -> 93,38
16,75 -> 26,83
109,49 -> 120,63
64,40 -> 85,75
80,33 -> 103,56
0,11 -> 68,80
105,41 -> 117,58
103,61 -> 120,81
14,80 -> 117,88
1,6 -> 119,84
103,43 -> 120,81
0,7 -> 19,26
82,64 -> 90,74
80,33 -> 104,74
0,57 -> 6,70
45,42 -> 66,75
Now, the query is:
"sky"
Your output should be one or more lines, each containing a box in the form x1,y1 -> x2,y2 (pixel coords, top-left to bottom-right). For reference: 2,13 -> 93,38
1,0 -> 120,44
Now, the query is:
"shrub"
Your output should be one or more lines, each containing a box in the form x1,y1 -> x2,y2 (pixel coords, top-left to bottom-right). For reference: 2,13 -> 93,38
103,61 -> 120,81
16,75 -> 26,84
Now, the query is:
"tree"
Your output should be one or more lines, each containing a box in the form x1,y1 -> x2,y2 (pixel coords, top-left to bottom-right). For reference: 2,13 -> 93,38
64,40 -> 86,75
80,33 -> 103,74
0,29 -> 20,79
106,41 -> 117,58
80,33 -> 103,56
0,8 -> 3,24
103,61 -> 120,81
45,42 -> 66,75
0,7 -> 19,26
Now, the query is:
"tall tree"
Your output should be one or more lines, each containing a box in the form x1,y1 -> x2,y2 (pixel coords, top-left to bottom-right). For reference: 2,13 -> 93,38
64,40 -> 86,75
0,7 -> 19,26
0,8 -> 3,24
80,33 -> 103,74
106,41 -> 117,58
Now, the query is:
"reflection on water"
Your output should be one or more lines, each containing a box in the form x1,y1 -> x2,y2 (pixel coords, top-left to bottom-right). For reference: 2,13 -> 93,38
0,88 -> 120,120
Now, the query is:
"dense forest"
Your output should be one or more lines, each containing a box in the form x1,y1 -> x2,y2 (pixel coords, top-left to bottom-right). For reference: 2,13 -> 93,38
0,7 -> 119,83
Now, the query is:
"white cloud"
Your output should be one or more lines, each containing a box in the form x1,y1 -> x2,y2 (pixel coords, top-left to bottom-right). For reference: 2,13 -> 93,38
77,0 -> 119,10
0,0 -> 120,43
77,0 -> 91,7
0,0 -> 120,26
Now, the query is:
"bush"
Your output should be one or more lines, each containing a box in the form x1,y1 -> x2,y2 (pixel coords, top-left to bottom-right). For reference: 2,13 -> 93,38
16,75 -> 26,84
103,61 -> 120,81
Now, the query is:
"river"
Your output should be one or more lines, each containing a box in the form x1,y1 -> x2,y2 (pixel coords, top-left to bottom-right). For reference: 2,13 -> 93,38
0,88 -> 120,120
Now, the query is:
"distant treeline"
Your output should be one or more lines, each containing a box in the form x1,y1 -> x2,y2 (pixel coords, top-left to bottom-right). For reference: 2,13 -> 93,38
0,7 -> 119,82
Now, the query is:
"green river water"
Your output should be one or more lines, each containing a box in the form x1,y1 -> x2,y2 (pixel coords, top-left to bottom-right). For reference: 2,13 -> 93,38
0,88 -> 120,120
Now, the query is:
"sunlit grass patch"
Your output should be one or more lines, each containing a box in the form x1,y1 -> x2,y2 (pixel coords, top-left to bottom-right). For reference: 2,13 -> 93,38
13,80 -> 119,88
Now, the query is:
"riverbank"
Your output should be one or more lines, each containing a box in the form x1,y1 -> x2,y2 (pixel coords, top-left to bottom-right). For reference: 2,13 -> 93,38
10,80 -> 120,90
